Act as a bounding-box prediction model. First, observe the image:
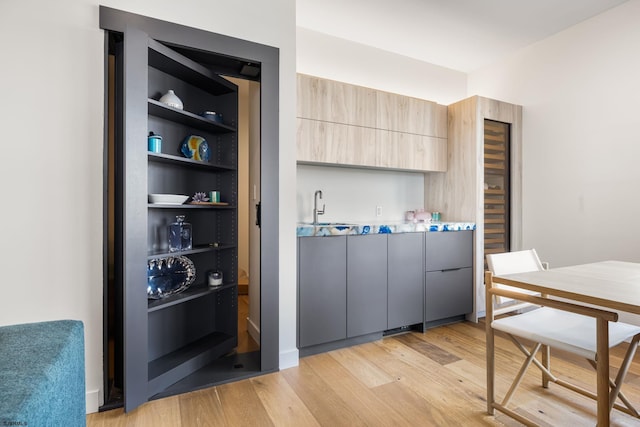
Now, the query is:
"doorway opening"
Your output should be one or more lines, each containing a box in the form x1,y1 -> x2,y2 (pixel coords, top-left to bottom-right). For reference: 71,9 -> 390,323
101,8 -> 277,411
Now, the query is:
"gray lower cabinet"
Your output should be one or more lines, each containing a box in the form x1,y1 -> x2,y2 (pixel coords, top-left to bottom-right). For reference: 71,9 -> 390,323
425,231 -> 473,322
298,236 -> 347,347
298,231 -> 470,351
387,233 -> 424,329
347,234 -> 388,337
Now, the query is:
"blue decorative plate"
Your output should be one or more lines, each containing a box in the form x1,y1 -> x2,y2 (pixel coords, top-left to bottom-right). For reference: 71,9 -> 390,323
180,135 -> 210,162
147,256 -> 196,299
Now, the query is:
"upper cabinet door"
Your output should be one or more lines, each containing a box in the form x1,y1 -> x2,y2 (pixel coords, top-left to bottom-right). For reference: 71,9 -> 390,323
297,74 -> 376,127
121,26 -> 151,412
296,74 -> 448,172
376,91 -> 447,138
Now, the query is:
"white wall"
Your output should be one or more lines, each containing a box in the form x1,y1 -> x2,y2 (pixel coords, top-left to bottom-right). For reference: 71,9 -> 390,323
296,28 -> 467,222
297,27 -> 467,106
297,165 -> 424,223
469,0 -> 640,266
0,0 -> 297,412
469,1 -> 640,321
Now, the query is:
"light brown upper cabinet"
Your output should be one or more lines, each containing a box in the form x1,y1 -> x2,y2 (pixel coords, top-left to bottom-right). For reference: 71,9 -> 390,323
296,74 -> 447,172
297,75 -> 376,128
376,90 -> 447,137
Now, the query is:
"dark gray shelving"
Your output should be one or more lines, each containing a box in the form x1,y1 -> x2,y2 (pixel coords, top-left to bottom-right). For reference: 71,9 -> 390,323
148,152 -> 236,171
147,331 -> 236,396
141,35 -> 239,404
119,32 -> 239,407
147,203 -> 236,210
147,243 -> 236,259
148,283 -> 237,313
148,38 -> 236,96
148,99 -> 236,133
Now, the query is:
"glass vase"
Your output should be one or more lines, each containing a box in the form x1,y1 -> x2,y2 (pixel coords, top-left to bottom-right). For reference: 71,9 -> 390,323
168,215 -> 192,252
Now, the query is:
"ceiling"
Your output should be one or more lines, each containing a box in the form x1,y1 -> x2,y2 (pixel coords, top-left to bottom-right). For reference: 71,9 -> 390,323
296,0 -> 629,72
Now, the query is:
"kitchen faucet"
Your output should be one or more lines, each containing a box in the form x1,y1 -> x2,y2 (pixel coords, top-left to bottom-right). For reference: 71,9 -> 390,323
313,190 -> 325,225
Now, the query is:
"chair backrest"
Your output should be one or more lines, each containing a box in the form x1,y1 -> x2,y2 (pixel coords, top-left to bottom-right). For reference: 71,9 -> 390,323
486,249 -> 545,312
486,249 -> 544,276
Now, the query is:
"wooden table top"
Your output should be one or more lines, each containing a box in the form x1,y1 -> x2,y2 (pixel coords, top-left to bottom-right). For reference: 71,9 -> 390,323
494,260 -> 640,316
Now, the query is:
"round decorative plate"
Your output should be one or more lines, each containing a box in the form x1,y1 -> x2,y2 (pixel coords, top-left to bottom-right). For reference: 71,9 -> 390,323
180,135 -> 210,162
147,256 -> 196,299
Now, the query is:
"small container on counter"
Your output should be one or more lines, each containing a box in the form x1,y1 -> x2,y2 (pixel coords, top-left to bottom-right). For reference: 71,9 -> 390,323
405,210 -> 415,222
414,209 -> 432,222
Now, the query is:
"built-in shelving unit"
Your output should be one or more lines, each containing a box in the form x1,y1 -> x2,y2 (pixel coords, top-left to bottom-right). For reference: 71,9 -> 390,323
113,32 -> 240,410
144,37 -> 239,400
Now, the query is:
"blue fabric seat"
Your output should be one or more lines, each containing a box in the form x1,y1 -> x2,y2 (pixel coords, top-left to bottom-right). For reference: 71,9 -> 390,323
0,320 -> 85,426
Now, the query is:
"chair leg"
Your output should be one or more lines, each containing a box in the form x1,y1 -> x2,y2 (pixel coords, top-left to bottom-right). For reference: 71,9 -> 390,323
586,335 -> 640,417
542,344 -> 550,388
486,321 -> 495,415
502,336 -> 542,407
610,336 -> 640,416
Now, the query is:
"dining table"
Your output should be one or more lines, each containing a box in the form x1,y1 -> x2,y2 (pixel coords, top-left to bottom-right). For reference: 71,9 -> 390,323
488,260 -> 640,427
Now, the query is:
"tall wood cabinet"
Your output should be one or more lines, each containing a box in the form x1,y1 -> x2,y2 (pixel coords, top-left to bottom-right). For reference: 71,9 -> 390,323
115,31 -> 239,410
425,96 -> 522,321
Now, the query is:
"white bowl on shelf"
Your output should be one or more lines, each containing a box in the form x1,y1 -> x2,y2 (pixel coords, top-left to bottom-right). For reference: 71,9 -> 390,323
148,194 -> 189,205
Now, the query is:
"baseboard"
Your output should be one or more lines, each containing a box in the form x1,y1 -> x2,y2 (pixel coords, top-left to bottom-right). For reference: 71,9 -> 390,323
279,348 -> 299,370
86,389 -> 100,414
246,316 -> 260,344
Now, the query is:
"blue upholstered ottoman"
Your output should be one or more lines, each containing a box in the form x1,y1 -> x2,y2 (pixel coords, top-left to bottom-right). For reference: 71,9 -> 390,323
0,320 -> 85,426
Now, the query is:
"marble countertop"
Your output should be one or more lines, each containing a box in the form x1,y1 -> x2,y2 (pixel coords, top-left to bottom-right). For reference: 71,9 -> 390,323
297,221 -> 476,237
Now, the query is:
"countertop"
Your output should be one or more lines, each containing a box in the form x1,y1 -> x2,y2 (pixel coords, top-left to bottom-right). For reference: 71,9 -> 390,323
297,221 -> 476,237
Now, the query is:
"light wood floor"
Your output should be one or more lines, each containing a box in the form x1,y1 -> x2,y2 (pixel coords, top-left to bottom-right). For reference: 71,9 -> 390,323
88,320 -> 640,426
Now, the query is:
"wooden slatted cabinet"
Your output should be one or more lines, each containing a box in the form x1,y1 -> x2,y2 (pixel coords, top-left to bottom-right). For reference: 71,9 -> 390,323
483,120 -> 510,264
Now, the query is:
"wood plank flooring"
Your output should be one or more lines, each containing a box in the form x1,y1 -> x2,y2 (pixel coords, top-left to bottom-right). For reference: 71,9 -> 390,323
87,321 -> 640,426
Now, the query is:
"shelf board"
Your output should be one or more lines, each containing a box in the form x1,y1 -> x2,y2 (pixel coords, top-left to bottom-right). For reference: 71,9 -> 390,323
148,283 -> 237,312
147,331 -> 237,397
485,208 -> 506,215
148,39 -> 236,96
147,243 -> 236,259
484,218 -> 506,224
148,99 -> 236,133
148,202 -> 236,210
484,189 -> 505,195
148,152 -> 236,171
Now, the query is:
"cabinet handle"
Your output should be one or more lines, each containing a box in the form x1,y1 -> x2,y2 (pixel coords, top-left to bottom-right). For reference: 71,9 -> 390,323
255,202 -> 261,228
441,267 -> 462,272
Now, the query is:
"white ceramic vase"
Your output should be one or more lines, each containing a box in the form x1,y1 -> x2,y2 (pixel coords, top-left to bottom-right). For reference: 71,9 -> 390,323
159,89 -> 183,110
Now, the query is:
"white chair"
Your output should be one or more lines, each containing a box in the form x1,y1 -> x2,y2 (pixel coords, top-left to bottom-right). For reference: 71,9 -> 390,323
485,249 -> 640,425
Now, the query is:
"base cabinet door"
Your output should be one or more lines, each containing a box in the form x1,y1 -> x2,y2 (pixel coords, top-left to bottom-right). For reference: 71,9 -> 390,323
425,268 -> 473,322
347,234 -> 388,337
387,233 -> 424,329
298,236 -> 347,347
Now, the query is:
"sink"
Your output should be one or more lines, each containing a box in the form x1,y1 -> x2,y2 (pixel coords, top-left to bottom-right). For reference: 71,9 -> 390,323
297,222 -> 359,236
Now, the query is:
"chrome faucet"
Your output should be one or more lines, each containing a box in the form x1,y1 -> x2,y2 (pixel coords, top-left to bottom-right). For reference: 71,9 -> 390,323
313,190 -> 325,224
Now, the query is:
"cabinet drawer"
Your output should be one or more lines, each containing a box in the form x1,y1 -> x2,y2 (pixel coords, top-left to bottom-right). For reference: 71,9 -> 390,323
425,231 -> 473,271
425,267 -> 473,322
